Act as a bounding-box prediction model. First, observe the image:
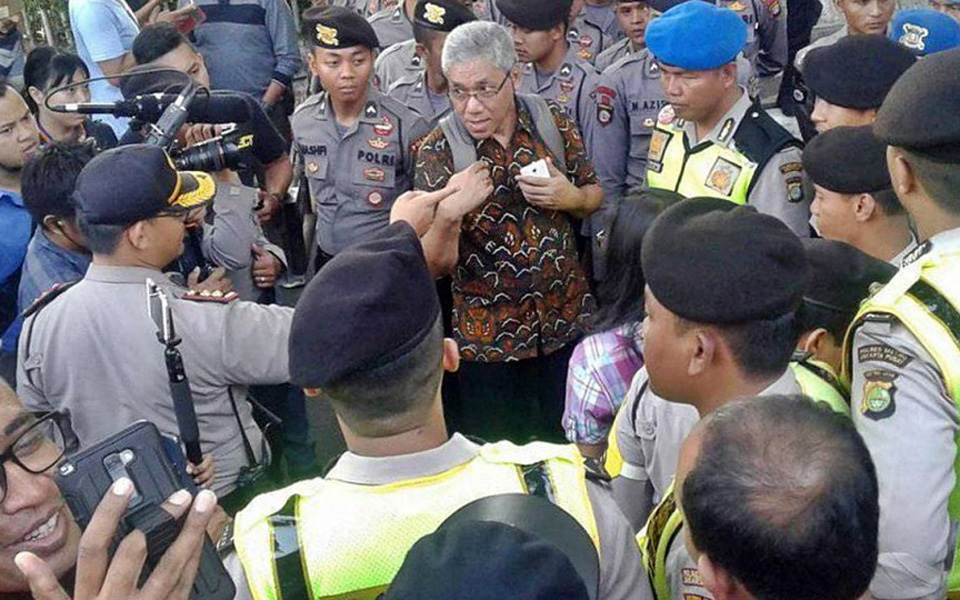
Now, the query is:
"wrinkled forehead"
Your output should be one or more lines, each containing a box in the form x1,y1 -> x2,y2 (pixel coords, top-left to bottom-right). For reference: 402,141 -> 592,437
446,61 -> 508,88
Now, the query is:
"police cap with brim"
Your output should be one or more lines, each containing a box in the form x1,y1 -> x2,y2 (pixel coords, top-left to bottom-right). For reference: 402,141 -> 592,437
803,125 -> 892,195
641,197 -> 807,324
802,238 -> 896,316
874,46 -> 960,162
496,0 -> 572,31
288,221 -> 441,389
384,494 -> 598,600
73,144 -> 215,226
890,8 -> 960,56
803,35 -> 915,110
414,0 -> 476,33
646,0 -> 747,70
302,5 -> 380,50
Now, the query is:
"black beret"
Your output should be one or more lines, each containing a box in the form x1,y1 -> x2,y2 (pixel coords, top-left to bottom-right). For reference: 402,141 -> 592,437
288,222 -> 440,388
496,0 -> 572,30
302,5 -> 380,50
803,35 -> 916,110
802,126 -> 891,194
120,65 -> 192,97
802,239 -> 896,315
641,198 -> 807,324
385,495 -> 597,600
874,46 -> 960,162
413,0 -> 476,32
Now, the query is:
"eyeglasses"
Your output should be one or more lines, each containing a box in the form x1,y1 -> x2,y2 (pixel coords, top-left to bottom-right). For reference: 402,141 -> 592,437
448,70 -> 513,104
0,412 -> 69,503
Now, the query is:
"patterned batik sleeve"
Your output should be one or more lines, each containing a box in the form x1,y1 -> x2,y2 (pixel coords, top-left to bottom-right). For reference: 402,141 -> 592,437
547,102 -> 598,189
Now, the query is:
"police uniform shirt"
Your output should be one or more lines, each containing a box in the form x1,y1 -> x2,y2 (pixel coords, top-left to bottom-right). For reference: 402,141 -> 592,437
614,367 -> 800,502
222,434 -> 654,600
719,0 -> 787,82
386,70 -> 452,124
890,230 -> 920,268
16,265 -> 293,496
794,25 -> 847,69
374,38 -> 421,91
596,37 -> 637,73
292,88 -> 429,255
514,45 -> 602,151
368,4 -> 414,48
569,13 -> 613,65
593,47 -> 666,200
582,1 -> 624,43
849,227 -> 960,600
660,89 -> 811,237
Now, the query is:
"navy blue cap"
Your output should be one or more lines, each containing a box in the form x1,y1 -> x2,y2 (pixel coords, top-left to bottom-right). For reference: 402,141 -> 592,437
890,9 -> 960,56
74,144 -> 215,226
414,0 -> 477,32
646,0 -> 747,70
289,222 -> 441,388
496,0 -> 573,30
802,239 -> 896,315
302,5 -> 380,49
803,35 -> 915,110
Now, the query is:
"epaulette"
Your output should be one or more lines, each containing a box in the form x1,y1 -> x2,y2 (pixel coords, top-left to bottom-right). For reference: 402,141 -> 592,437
179,289 -> 239,304
22,281 -> 80,319
293,92 -> 327,116
583,457 -> 612,483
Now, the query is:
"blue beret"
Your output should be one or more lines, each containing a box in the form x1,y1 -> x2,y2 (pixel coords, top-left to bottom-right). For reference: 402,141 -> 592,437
889,9 -> 960,56
646,1 -> 747,70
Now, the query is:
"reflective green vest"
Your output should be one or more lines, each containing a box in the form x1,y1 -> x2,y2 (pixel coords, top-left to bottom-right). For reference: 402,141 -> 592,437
791,355 -> 849,416
645,103 -> 798,205
233,441 -> 600,600
842,249 -> 960,596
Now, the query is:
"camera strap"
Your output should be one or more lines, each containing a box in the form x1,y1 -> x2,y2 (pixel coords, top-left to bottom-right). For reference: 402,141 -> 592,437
227,388 -> 259,469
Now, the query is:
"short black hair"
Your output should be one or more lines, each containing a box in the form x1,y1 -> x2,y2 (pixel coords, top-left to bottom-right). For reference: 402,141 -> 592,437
132,23 -> 192,65
413,22 -> 445,46
682,394 -> 879,600
799,302 -> 851,342
902,149 -> 960,215
77,211 -> 127,255
21,142 -> 97,226
23,46 -> 90,114
321,318 -> 445,436
592,190 -> 678,332
871,188 -> 905,217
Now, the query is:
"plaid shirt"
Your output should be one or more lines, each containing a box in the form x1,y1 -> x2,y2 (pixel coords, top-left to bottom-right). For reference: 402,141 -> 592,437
563,323 -> 644,445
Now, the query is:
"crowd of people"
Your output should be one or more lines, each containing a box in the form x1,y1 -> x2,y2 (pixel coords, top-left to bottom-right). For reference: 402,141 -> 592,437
0,0 -> 960,596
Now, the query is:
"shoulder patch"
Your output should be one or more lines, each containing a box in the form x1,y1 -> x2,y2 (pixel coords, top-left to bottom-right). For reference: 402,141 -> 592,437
22,281 -> 81,319
857,344 -> 913,368
179,289 -> 239,304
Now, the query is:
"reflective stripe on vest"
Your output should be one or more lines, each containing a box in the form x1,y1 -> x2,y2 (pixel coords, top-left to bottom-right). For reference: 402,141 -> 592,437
604,407 -> 626,478
841,250 -> 960,594
233,441 -> 600,600
791,360 -> 849,416
637,479 -> 682,600
645,122 -> 757,204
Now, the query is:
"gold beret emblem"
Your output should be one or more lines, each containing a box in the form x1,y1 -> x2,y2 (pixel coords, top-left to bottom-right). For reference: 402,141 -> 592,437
315,23 -> 339,47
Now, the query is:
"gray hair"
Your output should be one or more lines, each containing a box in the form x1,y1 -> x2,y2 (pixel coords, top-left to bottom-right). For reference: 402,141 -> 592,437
442,21 -> 517,75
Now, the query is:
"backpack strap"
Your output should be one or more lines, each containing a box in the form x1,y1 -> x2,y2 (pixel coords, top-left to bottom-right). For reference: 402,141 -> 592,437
438,111 -> 479,173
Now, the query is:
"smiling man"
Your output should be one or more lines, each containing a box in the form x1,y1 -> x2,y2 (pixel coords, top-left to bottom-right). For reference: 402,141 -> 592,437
0,83 -> 38,385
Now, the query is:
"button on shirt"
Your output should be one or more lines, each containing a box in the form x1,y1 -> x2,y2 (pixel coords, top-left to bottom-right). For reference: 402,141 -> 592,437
0,190 -> 32,355
17,265 -> 294,495
69,0 -> 139,137
414,99 -> 597,362
292,88 -> 429,255
17,230 -> 92,315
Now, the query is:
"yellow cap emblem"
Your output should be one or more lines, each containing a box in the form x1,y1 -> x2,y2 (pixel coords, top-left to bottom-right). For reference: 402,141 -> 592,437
315,23 -> 339,47
423,2 -> 446,25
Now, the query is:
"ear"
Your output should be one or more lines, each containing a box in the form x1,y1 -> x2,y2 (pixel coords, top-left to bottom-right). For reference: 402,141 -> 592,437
852,192 -> 876,223
552,22 -> 566,41
27,85 -> 44,106
699,554 -> 737,600
41,214 -> 62,233
303,387 -> 322,398
442,338 -> 460,373
720,63 -> 738,87
800,328 -> 829,356
126,221 -> 150,251
414,42 -> 428,58
306,50 -> 320,77
888,147 -> 917,197
689,329 -> 716,377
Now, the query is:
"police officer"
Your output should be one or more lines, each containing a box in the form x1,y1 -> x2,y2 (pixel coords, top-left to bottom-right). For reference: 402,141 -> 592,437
569,0 -> 614,65
295,6 -> 429,269
368,0 -> 417,48
578,0 -> 624,43
794,0 -> 895,68
890,8 -> 960,56
604,198 -> 813,600
843,47 -> 960,599
499,0 -> 601,151
803,126 -> 917,265
229,221 -> 651,600
802,35 -> 914,134
15,144 -> 294,506
643,1 -> 810,236
793,238 -> 896,415
386,0 -> 476,124
595,0 -> 651,72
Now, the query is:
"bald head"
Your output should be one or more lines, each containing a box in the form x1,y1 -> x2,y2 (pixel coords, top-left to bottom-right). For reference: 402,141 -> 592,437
680,395 -> 878,600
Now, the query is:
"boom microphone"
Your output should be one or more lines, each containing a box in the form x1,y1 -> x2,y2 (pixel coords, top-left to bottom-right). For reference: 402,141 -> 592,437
52,92 -> 253,124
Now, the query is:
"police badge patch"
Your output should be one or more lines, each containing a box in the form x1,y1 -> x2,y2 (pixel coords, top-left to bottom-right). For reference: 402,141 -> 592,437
648,130 -> 670,163
861,370 -> 897,420
704,157 -> 742,196
899,23 -> 929,52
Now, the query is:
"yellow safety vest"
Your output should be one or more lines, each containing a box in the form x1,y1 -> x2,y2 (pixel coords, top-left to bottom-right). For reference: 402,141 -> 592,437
841,250 -> 960,597
645,120 -> 756,204
791,358 -> 850,416
233,441 -> 600,600
637,382 -> 850,600
604,407 -> 627,478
